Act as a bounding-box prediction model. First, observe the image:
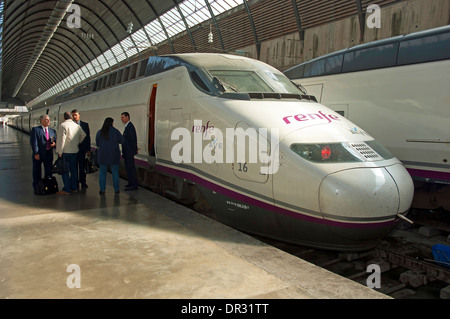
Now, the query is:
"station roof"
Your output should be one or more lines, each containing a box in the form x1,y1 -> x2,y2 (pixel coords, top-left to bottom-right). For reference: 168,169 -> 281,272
1,0 -> 413,109
0,0 -> 244,107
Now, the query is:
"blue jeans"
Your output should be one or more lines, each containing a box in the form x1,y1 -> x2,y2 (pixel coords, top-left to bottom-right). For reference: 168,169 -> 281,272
99,164 -> 120,192
61,153 -> 78,192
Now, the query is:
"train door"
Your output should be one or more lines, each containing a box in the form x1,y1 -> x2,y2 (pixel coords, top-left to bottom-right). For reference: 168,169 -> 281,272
231,121 -> 269,184
148,84 -> 157,157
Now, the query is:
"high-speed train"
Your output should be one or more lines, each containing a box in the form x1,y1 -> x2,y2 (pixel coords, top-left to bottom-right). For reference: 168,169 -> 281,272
10,53 -> 414,251
284,25 -> 450,210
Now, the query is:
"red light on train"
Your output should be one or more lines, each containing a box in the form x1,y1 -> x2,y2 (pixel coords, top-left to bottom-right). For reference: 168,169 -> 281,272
322,146 -> 331,159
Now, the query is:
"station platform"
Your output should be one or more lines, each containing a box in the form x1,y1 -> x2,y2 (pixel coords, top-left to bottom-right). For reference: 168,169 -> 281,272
0,125 -> 389,300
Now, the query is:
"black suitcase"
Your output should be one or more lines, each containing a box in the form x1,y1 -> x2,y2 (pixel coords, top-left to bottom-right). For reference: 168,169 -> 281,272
36,176 -> 59,195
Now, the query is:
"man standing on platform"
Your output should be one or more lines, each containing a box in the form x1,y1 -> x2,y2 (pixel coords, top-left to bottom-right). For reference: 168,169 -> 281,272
71,109 -> 91,189
30,115 -> 56,195
56,111 -> 86,195
120,112 -> 138,190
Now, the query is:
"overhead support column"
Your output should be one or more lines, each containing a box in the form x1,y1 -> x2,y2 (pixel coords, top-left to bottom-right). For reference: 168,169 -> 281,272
145,0 -> 175,53
174,0 -> 197,52
355,0 -> 365,43
291,0 -> 305,42
121,0 -> 157,56
243,0 -> 260,60
12,0 -> 74,98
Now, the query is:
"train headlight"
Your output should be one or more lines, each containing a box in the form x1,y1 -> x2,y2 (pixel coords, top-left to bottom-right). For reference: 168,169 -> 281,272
299,146 -> 312,159
291,143 -> 362,163
290,141 -> 395,163
321,146 -> 331,160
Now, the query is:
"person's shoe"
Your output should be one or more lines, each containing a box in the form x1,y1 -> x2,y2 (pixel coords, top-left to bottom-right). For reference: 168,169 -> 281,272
115,190 -> 120,194
99,190 -> 105,195
57,191 -> 70,195
125,185 -> 138,191
71,189 -> 79,193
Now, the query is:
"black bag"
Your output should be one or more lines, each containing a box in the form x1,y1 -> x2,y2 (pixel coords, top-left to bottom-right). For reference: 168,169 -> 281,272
52,157 -> 69,175
36,176 -> 59,195
84,150 -> 99,174
85,155 -> 98,174
90,150 -> 98,167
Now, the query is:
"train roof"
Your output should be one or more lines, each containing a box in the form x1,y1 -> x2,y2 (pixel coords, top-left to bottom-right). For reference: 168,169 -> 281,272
284,25 -> 450,79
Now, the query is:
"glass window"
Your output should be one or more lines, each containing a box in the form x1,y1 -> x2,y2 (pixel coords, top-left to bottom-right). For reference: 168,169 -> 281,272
209,70 -> 273,93
343,43 -> 399,72
284,64 -> 304,79
398,32 -> 450,65
263,71 -> 303,94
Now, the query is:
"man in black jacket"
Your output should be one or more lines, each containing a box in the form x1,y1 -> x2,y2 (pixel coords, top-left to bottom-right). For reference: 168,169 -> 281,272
72,109 -> 91,189
121,112 -> 138,190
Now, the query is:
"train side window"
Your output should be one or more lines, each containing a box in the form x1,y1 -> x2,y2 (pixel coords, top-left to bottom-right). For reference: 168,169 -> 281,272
284,64 -> 305,79
110,73 -> 117,87
343,43 -> 399,72
137,59 -> 148,77
307,55 -> 343,77
106,74 -> 112,88
190,71 -> 210,93
122,67 -> 130,83
129,63 -> 138,81
398,32 -> 450,65
116,70 -> 123,85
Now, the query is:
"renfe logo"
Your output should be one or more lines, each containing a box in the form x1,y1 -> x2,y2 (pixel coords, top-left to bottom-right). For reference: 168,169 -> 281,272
282,111 -> 340,125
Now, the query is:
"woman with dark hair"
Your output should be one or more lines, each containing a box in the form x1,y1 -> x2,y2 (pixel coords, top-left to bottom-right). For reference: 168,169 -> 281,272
95,117 -> 124,194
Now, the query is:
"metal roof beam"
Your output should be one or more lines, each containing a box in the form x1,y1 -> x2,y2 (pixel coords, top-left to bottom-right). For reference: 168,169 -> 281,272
243,0 -> 260,59
173,0 -> 196,51
145,0 -> 175,53
12,0 -> 74,98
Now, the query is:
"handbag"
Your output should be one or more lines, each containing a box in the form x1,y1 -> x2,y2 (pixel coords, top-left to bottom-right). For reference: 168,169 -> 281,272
52,157 -> 69,175
85,152 -> 98,174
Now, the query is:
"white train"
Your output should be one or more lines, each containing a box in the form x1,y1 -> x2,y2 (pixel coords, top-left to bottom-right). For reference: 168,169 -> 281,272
11,53 -> 414,251
284,25 -> 450,210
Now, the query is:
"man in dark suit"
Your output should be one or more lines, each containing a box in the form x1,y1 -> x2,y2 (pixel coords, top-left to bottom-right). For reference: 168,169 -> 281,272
72,109 -> 91,189
120,112 -> 138,190
30,114 -> 56,194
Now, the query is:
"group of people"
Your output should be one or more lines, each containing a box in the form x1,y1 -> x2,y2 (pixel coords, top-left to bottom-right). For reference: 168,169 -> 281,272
30,110 -> 138,195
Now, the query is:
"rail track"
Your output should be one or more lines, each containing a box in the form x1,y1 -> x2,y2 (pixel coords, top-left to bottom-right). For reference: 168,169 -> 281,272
255,208 -> 450,299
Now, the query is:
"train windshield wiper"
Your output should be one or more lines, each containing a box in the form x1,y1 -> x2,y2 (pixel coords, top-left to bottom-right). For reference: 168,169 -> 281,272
212,77 -> 237,93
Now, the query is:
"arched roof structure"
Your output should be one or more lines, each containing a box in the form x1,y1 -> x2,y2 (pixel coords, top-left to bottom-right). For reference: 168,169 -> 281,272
1,0 -> 442,109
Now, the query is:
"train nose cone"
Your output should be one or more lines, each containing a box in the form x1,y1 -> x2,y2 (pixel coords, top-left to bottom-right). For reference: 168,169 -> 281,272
319,164 -> 414,241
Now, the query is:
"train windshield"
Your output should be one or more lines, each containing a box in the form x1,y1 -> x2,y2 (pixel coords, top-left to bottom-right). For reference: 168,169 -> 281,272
208,69 -> 302,95
209,70 -> 272,93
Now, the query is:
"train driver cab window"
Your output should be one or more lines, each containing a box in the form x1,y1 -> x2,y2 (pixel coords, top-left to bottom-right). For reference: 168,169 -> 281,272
261,71 -> 304,94
209,70 -> 273,93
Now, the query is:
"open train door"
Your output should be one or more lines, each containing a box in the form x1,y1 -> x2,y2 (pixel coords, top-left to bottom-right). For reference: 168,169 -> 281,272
148,84 -> 157,161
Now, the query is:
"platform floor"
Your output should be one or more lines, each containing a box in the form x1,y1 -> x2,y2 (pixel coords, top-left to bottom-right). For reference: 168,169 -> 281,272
0,125 -> 389,299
